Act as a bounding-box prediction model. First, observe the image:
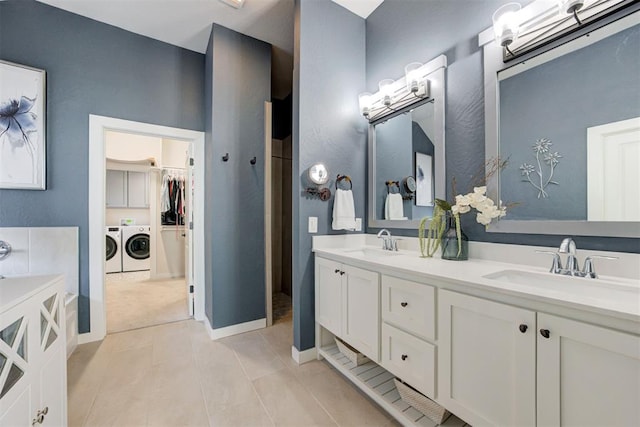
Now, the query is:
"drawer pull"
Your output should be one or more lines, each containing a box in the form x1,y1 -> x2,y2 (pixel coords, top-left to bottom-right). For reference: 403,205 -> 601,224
339,271 -> 345,276
519,324 -> 528,333
334,269 -> 340,273
401,354 -> 408,361
400,302 -> 408,307
540,329 -> 550,339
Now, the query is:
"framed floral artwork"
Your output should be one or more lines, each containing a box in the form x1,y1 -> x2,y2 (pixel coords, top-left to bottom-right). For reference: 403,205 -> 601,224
0,60 -> 46,190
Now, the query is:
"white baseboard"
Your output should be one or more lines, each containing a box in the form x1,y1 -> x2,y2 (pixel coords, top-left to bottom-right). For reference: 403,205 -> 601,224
291,345 -> 317,364
206,318 -> 266,340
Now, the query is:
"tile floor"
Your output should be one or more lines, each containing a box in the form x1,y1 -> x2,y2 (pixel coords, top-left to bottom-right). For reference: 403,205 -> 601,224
106,272 -> 190,333
67,318 -> 400,427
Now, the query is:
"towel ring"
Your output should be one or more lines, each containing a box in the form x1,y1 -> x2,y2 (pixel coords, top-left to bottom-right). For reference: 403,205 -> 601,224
335,174 -> 352,190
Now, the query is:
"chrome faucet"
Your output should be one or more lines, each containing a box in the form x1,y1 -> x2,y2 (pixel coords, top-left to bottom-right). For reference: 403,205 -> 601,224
0,240 -> 11,261
537,237 -> 617,278
377,229 -> 399,251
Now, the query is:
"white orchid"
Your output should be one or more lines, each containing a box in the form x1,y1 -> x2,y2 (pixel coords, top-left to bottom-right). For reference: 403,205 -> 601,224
450,186 -> 505,228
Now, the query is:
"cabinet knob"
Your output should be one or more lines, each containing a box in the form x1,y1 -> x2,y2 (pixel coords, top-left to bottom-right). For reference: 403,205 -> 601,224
334,269 -> 340,273
540,329 -> 550,339
519,324 -> 528,333
400,302 -> 408,307
340,271 -> 345,276
401,354 -> 408,361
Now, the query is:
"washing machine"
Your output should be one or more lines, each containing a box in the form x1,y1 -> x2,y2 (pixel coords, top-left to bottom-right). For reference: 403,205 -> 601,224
105,226 -> 122,273
121,225 -> 151,272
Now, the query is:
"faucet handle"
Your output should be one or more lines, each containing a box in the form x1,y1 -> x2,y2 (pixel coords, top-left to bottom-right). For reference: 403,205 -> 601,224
536,250 -> 563,274
582,255 -> 618,279
391,238 -> 402,251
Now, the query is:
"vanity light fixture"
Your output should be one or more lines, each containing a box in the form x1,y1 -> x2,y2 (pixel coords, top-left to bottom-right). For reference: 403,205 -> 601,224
359,62 -> 432,122
491,0 -> 635,61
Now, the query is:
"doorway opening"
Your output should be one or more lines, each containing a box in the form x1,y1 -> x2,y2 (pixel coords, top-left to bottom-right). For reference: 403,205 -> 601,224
85,115 -> 205,344
104,131 -> 193,333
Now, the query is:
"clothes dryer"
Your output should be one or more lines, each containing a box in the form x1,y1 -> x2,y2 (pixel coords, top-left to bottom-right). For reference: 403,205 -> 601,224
105,226 -> 122,273
121,225 -> 151,272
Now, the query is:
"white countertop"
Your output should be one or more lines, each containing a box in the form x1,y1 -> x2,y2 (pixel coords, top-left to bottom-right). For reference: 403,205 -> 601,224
0,274 -> 64,313
313,235 -> 640,323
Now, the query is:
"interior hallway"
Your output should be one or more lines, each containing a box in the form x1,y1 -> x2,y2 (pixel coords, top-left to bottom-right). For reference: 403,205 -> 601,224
67,319 -> 399,427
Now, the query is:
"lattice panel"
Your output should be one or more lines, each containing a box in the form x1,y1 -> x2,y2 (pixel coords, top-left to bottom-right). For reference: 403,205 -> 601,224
40,292 -> 61,351
0,316 -> 28,399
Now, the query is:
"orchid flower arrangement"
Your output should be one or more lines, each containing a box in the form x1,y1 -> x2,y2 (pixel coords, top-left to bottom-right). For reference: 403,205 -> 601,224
419,157 -> 509,259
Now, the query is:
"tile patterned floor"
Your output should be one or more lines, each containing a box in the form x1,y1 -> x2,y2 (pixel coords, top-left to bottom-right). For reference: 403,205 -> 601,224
106,273 -> 190,333
68,319 -> 400,427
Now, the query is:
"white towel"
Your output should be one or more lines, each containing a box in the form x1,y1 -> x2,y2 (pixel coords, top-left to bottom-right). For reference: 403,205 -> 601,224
385,193 -> 407,220
332,189 -> 357,230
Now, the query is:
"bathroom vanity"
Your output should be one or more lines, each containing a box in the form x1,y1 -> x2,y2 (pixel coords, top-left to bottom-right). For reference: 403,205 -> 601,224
313,236 -> 640,427
0,275 -> 67,426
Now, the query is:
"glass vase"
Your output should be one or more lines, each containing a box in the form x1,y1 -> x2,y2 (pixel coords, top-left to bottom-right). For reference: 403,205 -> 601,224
441,213 -> 469,261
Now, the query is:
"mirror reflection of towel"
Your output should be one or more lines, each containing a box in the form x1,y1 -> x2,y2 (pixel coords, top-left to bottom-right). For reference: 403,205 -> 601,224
385,193 -> 407,220
332,189 -> 356,230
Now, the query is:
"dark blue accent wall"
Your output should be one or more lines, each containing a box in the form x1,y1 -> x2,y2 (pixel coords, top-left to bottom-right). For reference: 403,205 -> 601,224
366,0 -> 639,253
0,0 -> 205,333
205,25 -> 271,329
293,0 -> 366,351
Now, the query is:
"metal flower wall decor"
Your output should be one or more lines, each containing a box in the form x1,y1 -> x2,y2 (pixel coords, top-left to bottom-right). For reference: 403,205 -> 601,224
519,138 -> 562,198
0,60 -> 46,190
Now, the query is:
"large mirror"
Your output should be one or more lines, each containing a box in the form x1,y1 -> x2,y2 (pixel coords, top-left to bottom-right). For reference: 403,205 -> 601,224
483,11 -> 640,237
368,56 -> 446,229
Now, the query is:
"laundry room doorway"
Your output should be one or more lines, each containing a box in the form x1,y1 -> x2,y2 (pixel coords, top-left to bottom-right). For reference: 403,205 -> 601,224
85,116 -> 205,343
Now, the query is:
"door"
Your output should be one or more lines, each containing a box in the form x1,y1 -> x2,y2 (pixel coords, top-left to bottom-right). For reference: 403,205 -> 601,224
126,171 -> 149,208
438,290 -> 536,426
105,170 -> 127,207
342,265 -> 380,361
315,258 -> 343,336
537,313 -> 640,427
185,147 -> 195,316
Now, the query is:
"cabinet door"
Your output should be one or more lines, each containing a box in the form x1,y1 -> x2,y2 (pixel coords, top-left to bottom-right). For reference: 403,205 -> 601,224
106,170 -> 127,208
438,290 -> 536,426
315,257 -> 343,337
342,265 -> 380,361
127,171 -> 149,208
537,313 -> 640,427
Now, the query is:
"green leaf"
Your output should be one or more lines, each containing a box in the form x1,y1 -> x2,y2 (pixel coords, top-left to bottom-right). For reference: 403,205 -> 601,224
435,199 -> 452,211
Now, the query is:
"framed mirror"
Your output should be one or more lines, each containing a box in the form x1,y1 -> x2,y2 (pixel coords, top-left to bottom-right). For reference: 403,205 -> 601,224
482,10 -> 640,237
368,55 -> 447,229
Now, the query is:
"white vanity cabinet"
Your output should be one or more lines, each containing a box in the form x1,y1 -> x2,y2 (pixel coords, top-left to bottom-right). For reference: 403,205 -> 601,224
315,257 -> 380,361
438,289 -> 536,426
439,289 -> 640,427
0,276 -> 67,427
537,313 -> 640,427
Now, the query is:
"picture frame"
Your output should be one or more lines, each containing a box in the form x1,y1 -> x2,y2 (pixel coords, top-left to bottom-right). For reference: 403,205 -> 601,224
415,152 -> 433,207
0,60 -> 46,190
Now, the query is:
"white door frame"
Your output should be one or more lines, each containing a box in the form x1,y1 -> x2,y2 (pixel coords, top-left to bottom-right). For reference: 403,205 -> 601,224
82,115 -> 205,343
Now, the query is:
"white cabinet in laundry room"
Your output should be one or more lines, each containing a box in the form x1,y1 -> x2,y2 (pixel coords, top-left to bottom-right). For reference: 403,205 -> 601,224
106,170 -> 149,208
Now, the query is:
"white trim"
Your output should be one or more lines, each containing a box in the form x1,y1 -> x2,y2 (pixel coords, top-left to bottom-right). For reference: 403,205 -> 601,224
291,345 -> 317,365
88,115 -> 205,343
264,101 -> 273,327
205,318 -> 267,340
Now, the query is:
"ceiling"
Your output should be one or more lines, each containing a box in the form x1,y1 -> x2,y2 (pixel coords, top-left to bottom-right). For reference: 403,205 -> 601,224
35,0 -> 383,98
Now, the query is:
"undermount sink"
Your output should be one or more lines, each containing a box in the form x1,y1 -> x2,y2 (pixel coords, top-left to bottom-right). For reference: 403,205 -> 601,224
483,269 -> 640,301
343,247 -> 402,258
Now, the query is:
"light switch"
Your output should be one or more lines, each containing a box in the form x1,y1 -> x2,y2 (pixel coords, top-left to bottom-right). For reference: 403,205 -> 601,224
355,218 -> 362,231
308,216 -> 318,233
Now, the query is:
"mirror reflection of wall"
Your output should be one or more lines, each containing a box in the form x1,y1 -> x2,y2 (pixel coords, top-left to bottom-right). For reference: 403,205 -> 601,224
374,100 -> 438,221
498,22 -> 640,222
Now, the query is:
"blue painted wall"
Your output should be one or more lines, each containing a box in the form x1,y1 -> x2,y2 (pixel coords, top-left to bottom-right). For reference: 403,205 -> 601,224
293,0 -> 366,351
205,25 -> 271,329
366,0 -> 639,253
0,0 -> 205,332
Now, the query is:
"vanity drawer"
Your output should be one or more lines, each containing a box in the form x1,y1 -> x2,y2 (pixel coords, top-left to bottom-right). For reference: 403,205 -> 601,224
382,275 -> 435,340
381,323 -> 435,398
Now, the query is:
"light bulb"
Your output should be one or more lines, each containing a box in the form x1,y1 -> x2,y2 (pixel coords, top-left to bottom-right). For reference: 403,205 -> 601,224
379,79 -> 395,106
492,2 -> 522,47
358,92 -> 372,117
404,62 -> 423,93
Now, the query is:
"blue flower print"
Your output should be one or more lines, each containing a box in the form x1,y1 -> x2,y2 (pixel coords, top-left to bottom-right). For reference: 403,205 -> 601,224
0,96 -> 38,156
